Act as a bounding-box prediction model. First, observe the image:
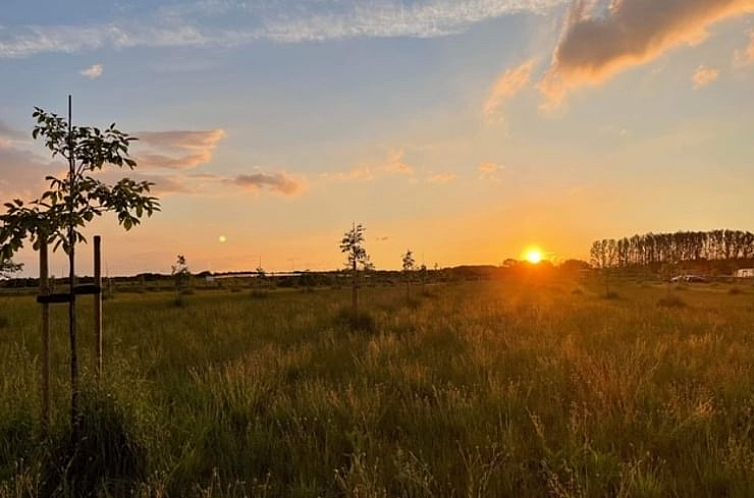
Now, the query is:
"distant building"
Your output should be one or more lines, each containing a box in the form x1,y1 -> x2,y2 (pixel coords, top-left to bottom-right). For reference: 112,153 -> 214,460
736,268 -> 754,278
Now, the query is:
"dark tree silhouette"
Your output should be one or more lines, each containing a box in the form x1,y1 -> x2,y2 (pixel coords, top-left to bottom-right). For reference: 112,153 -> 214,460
340,223 -> 372,315
172,254 -> 190,291
590,239 -> 617,296
590,230 -> 754,269
402,249 -> 415,302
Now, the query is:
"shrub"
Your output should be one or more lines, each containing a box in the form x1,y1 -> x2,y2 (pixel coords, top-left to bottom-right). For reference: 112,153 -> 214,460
41,390 -> 148,498
335,308 -> 376,332
250,289 -> 269,300
0,315 -> 8,330
603,291 -> 620,300
729,287 -> 744,295
421,288 -> 438,299
658,295 -> 686,308
406,297 -> 421,309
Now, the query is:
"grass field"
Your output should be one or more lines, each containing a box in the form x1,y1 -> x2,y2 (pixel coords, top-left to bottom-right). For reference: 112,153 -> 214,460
1,278 -> 754,497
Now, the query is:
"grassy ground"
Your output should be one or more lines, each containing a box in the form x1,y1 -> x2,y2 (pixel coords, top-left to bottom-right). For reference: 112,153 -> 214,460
1,278 -> 754,497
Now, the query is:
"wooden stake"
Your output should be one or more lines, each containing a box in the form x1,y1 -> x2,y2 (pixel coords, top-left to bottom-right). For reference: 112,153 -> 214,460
94,236 -> 103,381
39,239 -> 51,432
68,94 -> 80,437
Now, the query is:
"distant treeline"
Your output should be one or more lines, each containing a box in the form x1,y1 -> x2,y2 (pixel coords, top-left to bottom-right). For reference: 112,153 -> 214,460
590,230 -> 754,268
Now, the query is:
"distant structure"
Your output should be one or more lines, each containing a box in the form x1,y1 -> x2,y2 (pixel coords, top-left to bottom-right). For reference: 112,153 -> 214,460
736,268 -> 754,278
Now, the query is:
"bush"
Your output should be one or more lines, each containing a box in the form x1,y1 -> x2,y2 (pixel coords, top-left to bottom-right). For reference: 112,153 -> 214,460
571,288 -> 584,295
421,289 -> 438,299
0,315 -> 9,330
335,308 -> 376,332
658,295 -> 686,308
603,291 -> 620,300
250,289 -> 269,300
406,297 -> 421,309
729,287 -> 744,295
41,390 -> 148,498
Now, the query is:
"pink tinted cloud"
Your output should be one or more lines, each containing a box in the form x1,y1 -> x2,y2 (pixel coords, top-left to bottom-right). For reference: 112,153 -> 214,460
230,171 -> 306,196
484,60 -> 536,122
134,129 -> 226,170
540,0 -> 754,109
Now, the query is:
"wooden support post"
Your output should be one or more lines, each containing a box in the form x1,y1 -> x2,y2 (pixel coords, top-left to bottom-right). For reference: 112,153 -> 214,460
39,240 -> 51,432
94,235 -> 103,381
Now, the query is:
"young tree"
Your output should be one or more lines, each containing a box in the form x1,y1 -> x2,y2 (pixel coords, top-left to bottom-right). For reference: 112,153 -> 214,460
340,223 -> 372,315
0,103 -> 159,433
402,249 -> 415,302
255,258 -> 266,289
171,254 -> 191,293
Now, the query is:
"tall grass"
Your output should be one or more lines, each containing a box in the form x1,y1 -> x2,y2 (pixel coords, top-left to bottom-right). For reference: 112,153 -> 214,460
1,280 -> 754,497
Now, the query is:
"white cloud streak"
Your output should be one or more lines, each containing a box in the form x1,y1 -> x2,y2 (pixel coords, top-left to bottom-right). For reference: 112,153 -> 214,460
80,63 -> 103,79
0,0 -> 564,58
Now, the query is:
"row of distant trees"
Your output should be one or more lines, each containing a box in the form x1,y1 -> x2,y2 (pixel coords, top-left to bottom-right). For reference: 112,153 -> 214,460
590,230 -> 754,269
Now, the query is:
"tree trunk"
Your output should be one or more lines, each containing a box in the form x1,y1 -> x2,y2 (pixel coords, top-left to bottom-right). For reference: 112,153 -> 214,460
39,240 -> 51,434
67,95 -> 80,439
406,278 -> 410,302
352,260 -> 358,315
94,236 -> 103,381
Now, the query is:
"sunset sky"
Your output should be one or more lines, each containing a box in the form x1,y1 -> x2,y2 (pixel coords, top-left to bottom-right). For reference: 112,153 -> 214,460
2,0 -> 754,275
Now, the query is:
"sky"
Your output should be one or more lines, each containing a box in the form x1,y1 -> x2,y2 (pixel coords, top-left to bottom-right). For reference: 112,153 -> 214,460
1,0 -> 754,276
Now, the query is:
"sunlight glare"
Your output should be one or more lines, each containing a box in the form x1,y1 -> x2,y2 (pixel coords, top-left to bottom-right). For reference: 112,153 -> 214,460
523,247 -> 544,264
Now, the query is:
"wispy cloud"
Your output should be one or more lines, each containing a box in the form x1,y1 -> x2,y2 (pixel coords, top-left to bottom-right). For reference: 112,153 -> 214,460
0,144 -> 59,202
0,24 -> 209,59
80,63 -> 104,79
479,161 -> 503,181
256,0 -> 564,43
0,118 -> 304,202
734,30 -> 754,65
0,0 -> 564,59
426,172 -> 458,184
135,129 -> 226,170
484,59 -> 536,123
539,0 -> 754,109
0,121 -> 24,149
331,149 -> 415,182
231,171 -> 306,196
692,64 -> 720,88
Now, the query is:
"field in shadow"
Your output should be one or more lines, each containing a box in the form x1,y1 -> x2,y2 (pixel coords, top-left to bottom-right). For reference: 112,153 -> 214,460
1,278 -> 754,497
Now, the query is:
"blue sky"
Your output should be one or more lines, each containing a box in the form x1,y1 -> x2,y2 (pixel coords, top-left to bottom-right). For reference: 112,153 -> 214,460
2,0 -> 754,275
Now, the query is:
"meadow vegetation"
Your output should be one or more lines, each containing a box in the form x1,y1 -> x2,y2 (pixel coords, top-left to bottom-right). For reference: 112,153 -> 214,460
1,277 -> 754,497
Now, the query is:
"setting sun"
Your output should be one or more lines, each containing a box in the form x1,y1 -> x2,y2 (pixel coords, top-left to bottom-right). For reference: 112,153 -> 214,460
523,247 -> 544,264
